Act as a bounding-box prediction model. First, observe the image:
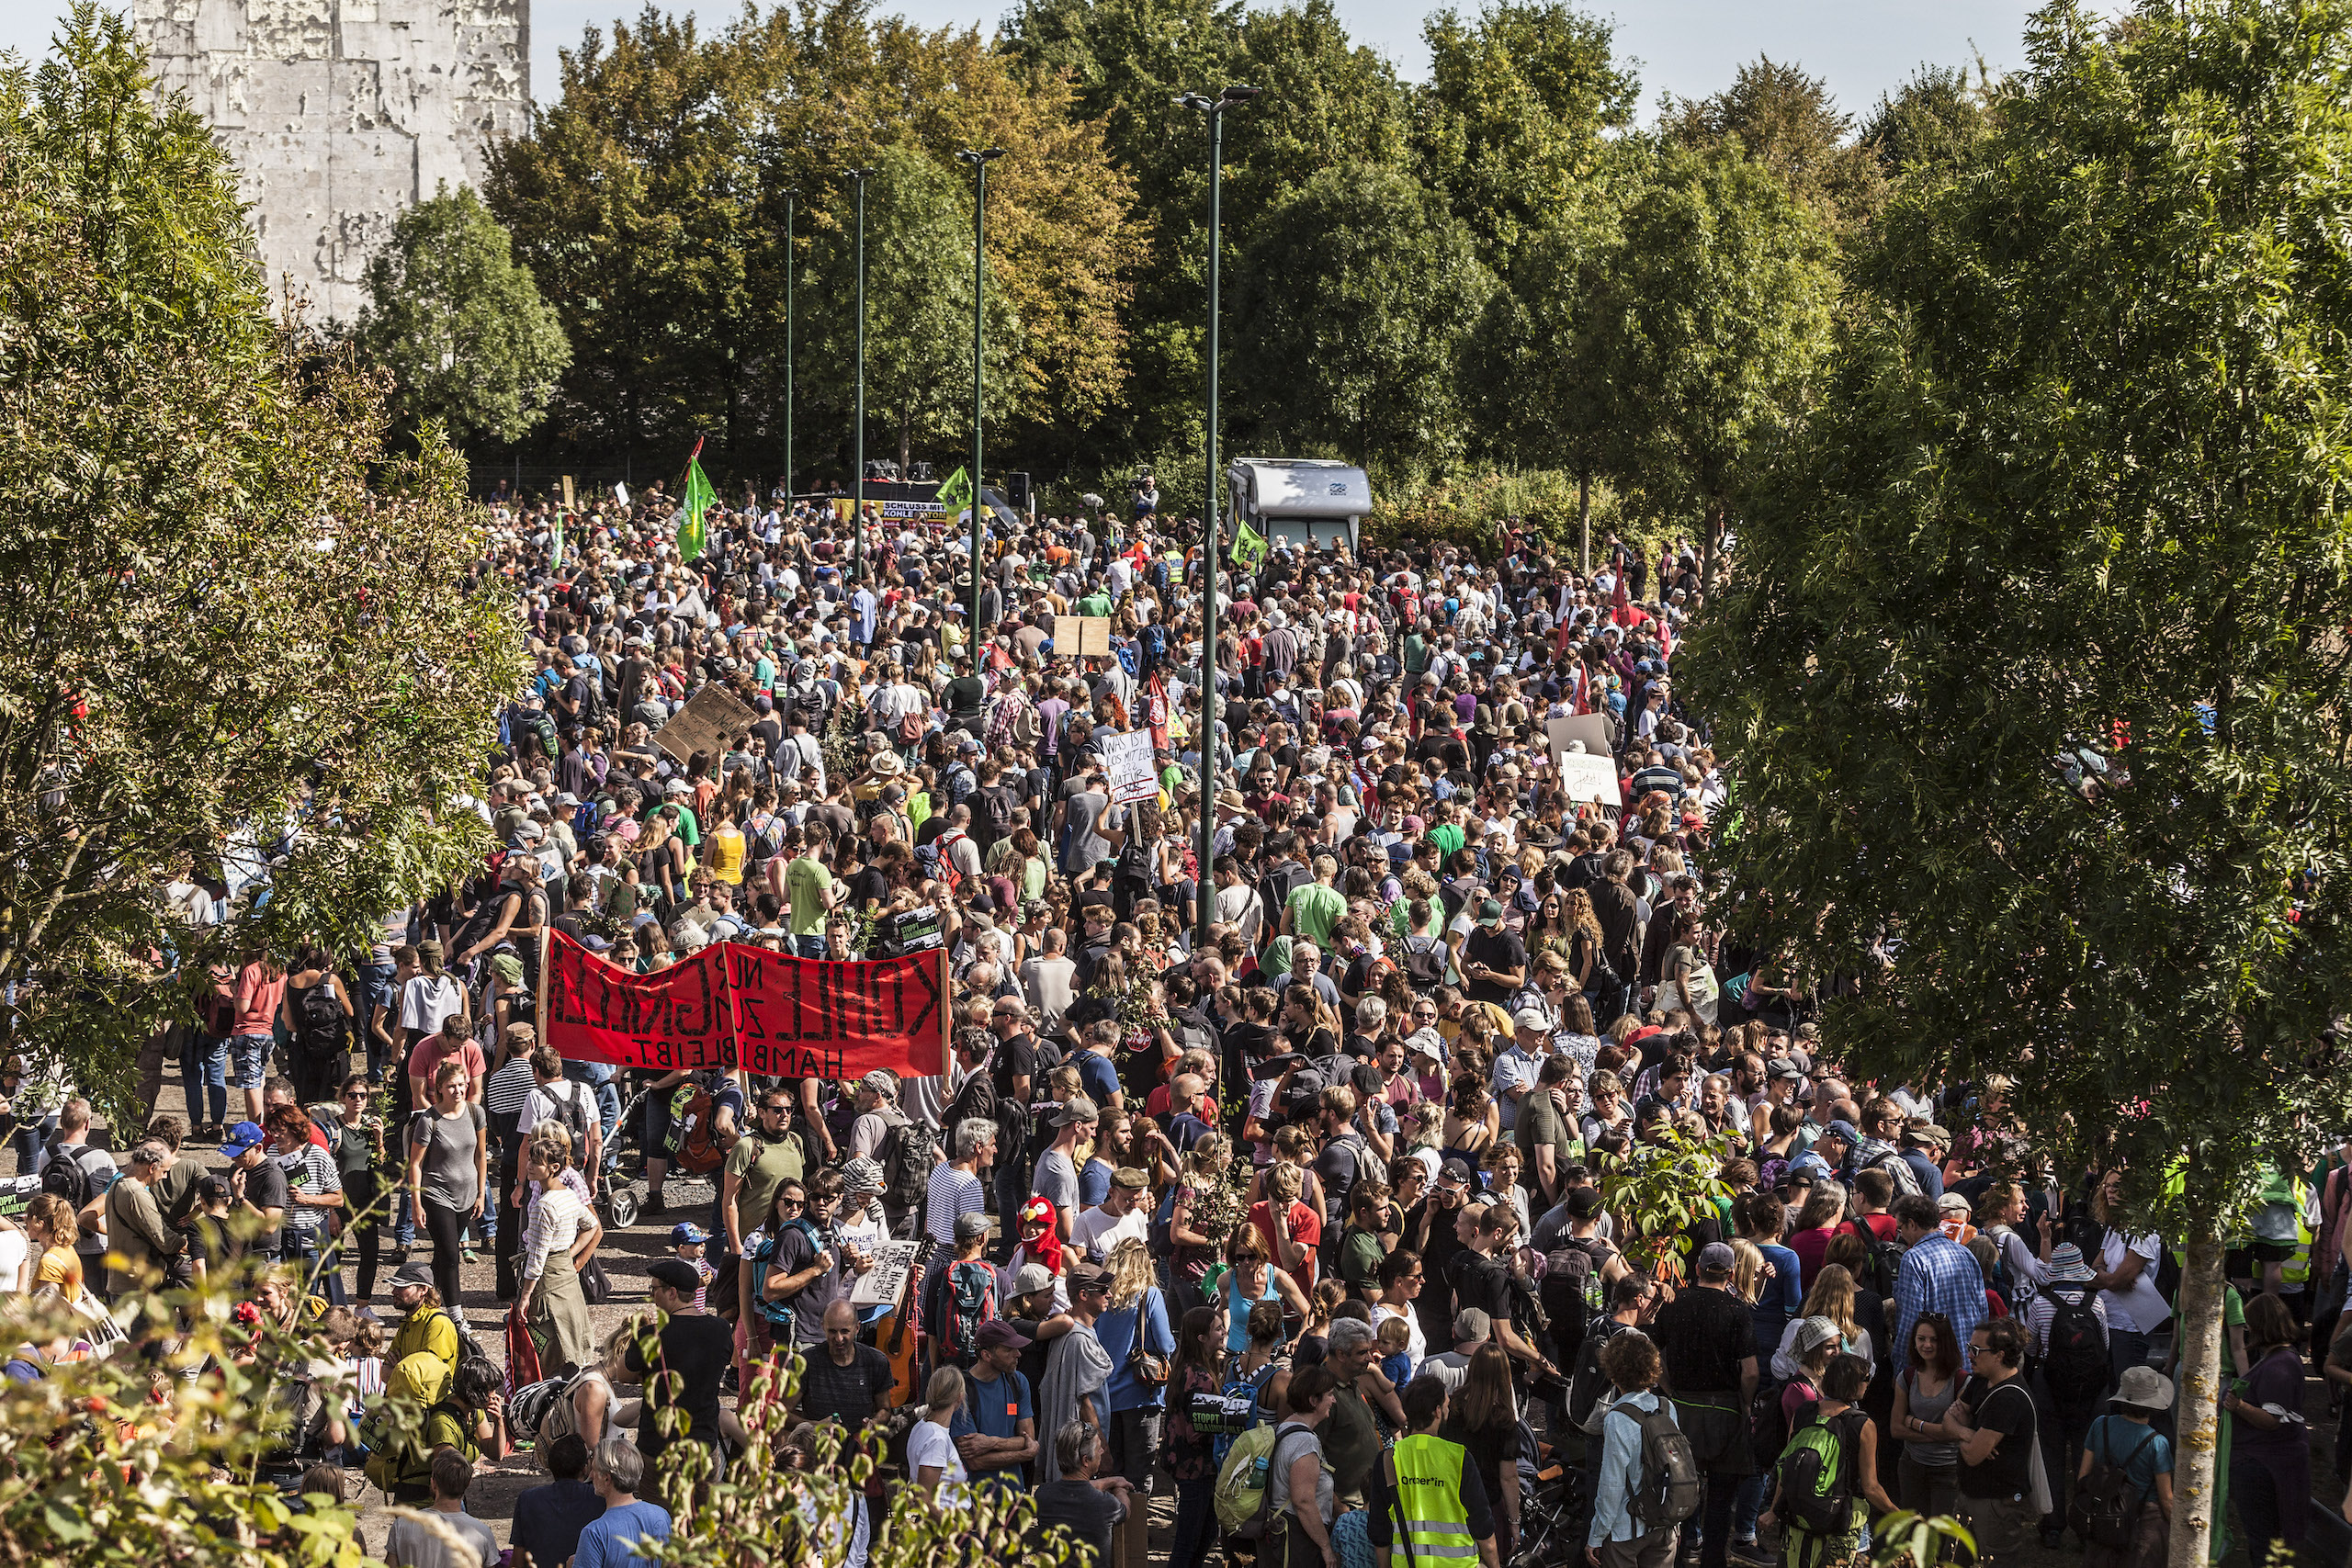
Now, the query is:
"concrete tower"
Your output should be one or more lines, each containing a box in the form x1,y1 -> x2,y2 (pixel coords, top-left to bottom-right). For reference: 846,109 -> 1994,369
135,0 -> 530,323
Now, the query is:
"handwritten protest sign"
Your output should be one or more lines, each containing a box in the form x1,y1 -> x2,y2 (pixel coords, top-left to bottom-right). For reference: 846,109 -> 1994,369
539,931 -> 947,1081
1102,728 -> 1159,805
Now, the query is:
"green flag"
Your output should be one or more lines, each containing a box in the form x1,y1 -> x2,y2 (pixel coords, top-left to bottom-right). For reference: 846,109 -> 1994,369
678,448 -> 714,561
937,465 -> 974,514
1232,518 -> 1269,567
549,516 -> 566,571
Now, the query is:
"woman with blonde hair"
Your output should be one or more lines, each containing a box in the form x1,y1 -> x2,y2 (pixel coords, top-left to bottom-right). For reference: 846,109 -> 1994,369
1095,1235 -> 1175,1517
516,1132 -> 601,1376
1168,1134 -> 1247,1292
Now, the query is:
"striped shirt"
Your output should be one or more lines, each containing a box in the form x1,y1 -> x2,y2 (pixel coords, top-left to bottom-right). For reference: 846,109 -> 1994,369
483,1057 -> 535,1118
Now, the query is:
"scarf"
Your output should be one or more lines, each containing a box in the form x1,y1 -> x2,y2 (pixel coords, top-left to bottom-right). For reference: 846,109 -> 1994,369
1035,1322 -> 1114,1483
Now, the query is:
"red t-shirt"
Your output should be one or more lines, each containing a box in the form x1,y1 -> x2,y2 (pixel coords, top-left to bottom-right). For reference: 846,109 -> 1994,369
406,1038 -> 488,1097
1248,1198 -> 1322,1291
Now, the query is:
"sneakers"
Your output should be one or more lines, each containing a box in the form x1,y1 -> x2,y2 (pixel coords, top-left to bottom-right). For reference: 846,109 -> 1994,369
1729,1540 -> 1772,1566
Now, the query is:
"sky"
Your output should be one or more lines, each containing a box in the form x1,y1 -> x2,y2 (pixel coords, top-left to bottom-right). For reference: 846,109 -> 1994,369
8,0 -> 2046,122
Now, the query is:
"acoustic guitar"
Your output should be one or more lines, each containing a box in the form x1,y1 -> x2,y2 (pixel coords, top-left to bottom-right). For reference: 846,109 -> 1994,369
875,1235 -> 939,1409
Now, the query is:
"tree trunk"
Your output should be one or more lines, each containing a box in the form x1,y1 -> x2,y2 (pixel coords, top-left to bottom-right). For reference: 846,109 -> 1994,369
2168,1236 -> 2226,1568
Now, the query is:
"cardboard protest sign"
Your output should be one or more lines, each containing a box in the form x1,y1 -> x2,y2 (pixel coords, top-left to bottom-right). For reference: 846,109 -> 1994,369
539,931 -> 947,1082
652,684 -> 759,764
1556,750 -> 1623,808
1102,728 -> 1159,805
850,1239 -> 923,1306
1052,615 -> 1113,658
1544,713 -> 1615,775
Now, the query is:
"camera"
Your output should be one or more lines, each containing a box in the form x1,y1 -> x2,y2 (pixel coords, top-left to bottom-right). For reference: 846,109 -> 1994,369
1133,471 -> 1154,493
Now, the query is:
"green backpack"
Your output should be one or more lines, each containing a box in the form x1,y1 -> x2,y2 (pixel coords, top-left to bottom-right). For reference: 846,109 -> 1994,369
1774,1405 -> 1864,1540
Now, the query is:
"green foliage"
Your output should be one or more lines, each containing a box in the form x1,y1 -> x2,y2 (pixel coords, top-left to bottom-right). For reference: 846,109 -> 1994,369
800,143 -> 1023,475
486,0 -> 1139,470
1415,0 -> 1637,268
1594,1126 -> 1742,1275
355,184 -> 571,445
1682,0 -> 2352,1245
1578,142 -> 1838,552
0,1261 -> 375,1568
1858,63 -> 1995,179
0,6 -> 524,1116
629,1323 -> 1093,1568
1226,163 -> 1494,481
1662,56 -> 1886,231
1871,1510 -> 1976,1568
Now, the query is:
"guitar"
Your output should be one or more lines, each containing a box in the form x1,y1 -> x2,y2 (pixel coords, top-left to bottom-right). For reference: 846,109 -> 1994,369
873,1235 -> 940,1409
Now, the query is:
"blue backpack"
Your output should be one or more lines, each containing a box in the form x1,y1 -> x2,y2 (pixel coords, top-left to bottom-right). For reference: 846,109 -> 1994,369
752,1217 -> 825,1334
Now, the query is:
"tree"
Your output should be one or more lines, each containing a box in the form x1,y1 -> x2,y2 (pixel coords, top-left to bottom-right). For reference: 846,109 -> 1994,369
1858,62 -> 1995,179
1581,141 -> 1837,566
1415,0 -> 1637,270
1226,163 -> 1493,479
355,183 -> 571,445
1662,55 -> 1886,231
1681,6 -> 2352,1563
800,143 -> 1023,476
0,7 -> 522,1111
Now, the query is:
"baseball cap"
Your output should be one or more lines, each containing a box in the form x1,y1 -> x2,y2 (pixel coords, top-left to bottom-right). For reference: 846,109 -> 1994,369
388,1260 -> 435,1292
1011,1263 -> 1056,1297
1511,1006 -> 1550,1033
1439,1157 -> 1475,1188
1476,899 -> 1503,926
977,1319 -> 1029,1352
670,1222 -> 712,1246
647,1258 -> 704,1293
1696,1241 -> 1737,1277
1822,1119 -> 1860,1145
1069,1259 -> 1112,1293
220,1120 -> 266,1157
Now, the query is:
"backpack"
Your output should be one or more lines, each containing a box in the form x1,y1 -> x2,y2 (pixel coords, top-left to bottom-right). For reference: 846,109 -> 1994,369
1147,1185 -> 1178,1260
668,1087 -> 727,1176
875,1109 -> 939,1231
1752,1378 -> 1809,1470
1215,1421 -> 1314,1538
292,981 -> 348,1057
40,1144 -> 109,1211
1774,1405 -> 1865,1538
1614,1397 -> 1703,1528
2042,1284 -> 2111,1408
362,1349 -> 458,1495
752,1217 -> 826,1334
1570,1322 -> 1633,1435
1542,1239 -> 1609,1361
896,706 -> 924,744
505,1375 -> 569,1444
940,1258 -> 998,1369
1400,934 -> 1449,990
538,1079 -> 595,1167
2069,1417 -> 2159,1549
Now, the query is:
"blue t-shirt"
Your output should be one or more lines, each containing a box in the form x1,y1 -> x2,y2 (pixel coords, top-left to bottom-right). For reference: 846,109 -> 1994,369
1077,1051 -> 1122,1111
572,1500 -> 673,1568
948,1368 -> 1034,1491
1080,1157 -> 1114,1211
1751,1243 -> 1805,1358
2086,1415 -> 2172,1506
1093,1288 -> 1175,1412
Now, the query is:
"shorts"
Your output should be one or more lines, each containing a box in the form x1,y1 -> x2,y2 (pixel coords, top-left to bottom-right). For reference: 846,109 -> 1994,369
231,1032 -> 274,1089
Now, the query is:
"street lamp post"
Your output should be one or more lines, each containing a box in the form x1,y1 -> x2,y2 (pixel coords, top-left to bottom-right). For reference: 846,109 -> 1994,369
846,166 -> 875,592
781,188 -> 797,501
956,147 -> 1006,644
1176,85 -> 1261,950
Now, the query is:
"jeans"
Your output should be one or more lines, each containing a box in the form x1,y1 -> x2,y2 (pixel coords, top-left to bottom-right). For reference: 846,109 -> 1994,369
1170,1473 -> 1216,1568
993,1156 -> 1029,1264
1108,1406 -> 1162,1497
2233,1450 -> 2311,1564
288,1227 -> 345,1305
182,1034 -> 228,1126
795,934 -> 825,960
1732,1472 -> 1768,1543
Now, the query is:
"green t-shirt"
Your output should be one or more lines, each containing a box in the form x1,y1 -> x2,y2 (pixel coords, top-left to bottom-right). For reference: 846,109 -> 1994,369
1429,822 -> 1464,860
786,855 -> 831,937
725,1129 -> 806,1242
1284,882 -> 1347,948
1077,592 -> 1113,618
668,803 -> 702,849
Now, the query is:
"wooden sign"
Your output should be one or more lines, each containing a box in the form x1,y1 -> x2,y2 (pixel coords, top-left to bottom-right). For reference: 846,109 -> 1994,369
560,475 -> 575,510
1053,615 -> 1114,658
652,684 -> 760,764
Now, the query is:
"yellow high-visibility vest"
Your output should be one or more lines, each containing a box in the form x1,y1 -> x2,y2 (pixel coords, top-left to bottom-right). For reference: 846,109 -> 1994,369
1390,1432 -> 1477,1561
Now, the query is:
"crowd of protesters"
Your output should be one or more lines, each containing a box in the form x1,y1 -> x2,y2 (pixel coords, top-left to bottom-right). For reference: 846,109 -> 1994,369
13,475 -> 2352,1568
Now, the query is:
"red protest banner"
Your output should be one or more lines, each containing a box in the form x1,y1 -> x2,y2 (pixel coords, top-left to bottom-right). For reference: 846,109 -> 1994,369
538,930 -> 946,1081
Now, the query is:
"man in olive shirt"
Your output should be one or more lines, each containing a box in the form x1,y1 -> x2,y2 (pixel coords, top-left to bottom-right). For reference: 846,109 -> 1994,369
1317,1317 -> 1385,1512
1514,1055 -> 1582,1212
785,823 -> 834,959
720,1089 -> 806,1314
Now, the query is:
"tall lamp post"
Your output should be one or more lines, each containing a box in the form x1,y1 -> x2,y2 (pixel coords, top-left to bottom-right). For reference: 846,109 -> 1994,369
846,165 -> 875,590
780,187 -> 797,500
956,146 -> 1005,642
1176,85 -> 1261,949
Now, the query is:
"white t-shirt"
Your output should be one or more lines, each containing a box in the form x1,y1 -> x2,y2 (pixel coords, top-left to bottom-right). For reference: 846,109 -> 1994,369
2098,1232 -> 2170,1334
907,1418 -> 969,1500
1372,1302 -> 1427,1379
1072,1202 -> 1148,1263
